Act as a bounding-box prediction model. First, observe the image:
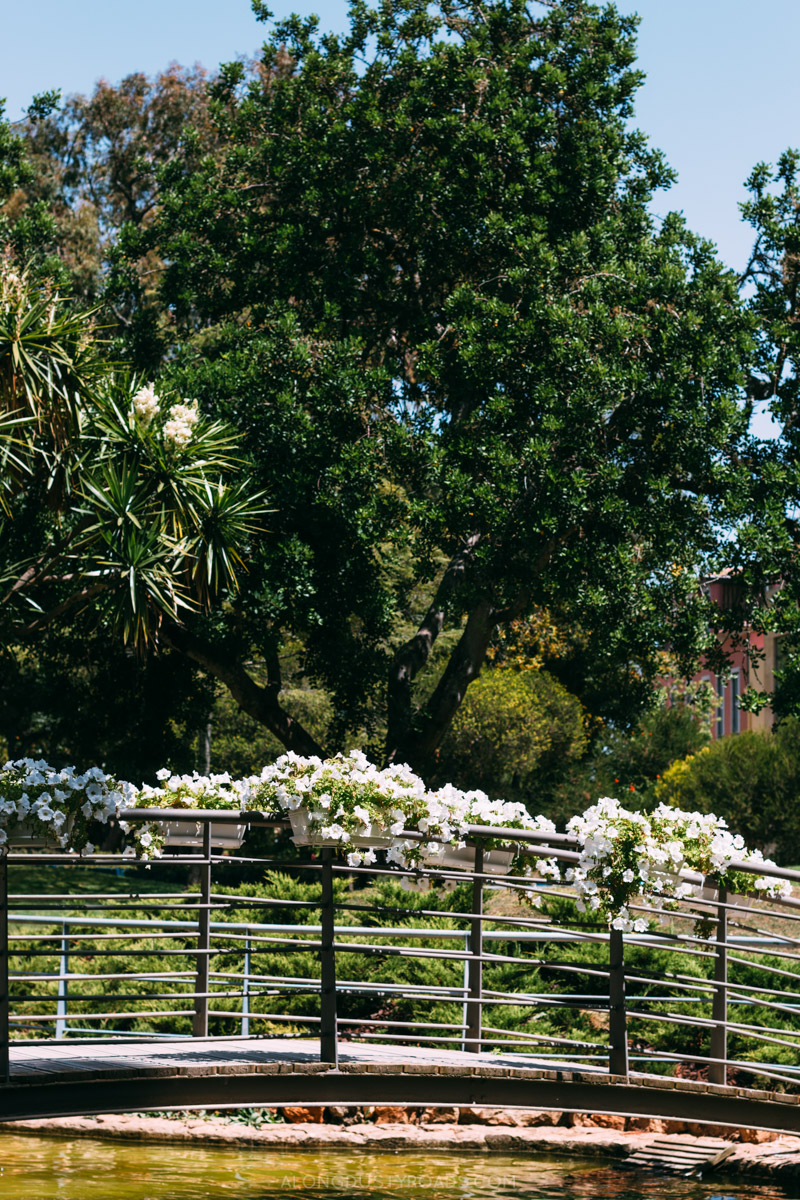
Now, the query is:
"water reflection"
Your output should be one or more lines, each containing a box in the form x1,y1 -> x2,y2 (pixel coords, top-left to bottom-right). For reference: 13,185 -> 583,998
0,1136 -> 793,1200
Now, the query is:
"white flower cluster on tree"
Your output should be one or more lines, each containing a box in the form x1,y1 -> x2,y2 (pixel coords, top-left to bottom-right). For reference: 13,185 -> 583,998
163,399 -> 200,449
130,384 -> 200,449
131,383 -> 160,427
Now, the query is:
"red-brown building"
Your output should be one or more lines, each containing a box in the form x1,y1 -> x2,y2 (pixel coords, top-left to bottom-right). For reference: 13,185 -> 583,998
691,574 -> 779,740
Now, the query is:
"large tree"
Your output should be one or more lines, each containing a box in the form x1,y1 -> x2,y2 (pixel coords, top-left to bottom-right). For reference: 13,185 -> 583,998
6,0 -> 757,778
103,0 -> 755,773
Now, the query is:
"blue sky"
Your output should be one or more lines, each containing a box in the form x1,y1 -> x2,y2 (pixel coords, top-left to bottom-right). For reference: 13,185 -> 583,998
2,0 -> 798,436
3,0 -> 798,274
3,1 -> 796,273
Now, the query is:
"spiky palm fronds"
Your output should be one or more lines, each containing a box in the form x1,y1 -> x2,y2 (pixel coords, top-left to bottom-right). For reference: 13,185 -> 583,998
0,256 -> 103,506
70,378 -> 269,646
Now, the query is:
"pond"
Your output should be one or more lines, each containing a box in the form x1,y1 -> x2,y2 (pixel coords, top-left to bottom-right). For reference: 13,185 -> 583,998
0,1136 -> 796,1200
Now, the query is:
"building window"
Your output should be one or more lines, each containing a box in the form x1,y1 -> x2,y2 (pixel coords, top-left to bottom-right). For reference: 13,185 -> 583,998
731,671 -> 740,734
716,676 -> 725,739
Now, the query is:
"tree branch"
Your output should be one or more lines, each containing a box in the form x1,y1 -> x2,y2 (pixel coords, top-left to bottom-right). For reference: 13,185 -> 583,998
387,596 -> 496,772
386,533 -> 481,756
386,537 -> 560,773
163,622 -> 326,758
18,581 -> 109,635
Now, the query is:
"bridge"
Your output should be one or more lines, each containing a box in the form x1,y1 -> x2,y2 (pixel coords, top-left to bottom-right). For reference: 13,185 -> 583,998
2,813 -> 800,1134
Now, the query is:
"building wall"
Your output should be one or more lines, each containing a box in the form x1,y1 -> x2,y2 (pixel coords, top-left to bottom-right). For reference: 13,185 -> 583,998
693,578 -> 778,740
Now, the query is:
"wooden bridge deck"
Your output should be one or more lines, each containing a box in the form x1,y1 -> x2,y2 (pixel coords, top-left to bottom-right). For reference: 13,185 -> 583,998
3,1038 -> 800,1135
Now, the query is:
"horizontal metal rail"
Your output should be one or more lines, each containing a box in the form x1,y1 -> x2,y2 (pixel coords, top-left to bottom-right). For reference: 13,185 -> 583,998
2,822 -> 800,1125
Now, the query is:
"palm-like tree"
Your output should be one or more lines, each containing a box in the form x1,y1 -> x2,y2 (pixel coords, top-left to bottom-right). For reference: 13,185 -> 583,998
0,259 -> 265,647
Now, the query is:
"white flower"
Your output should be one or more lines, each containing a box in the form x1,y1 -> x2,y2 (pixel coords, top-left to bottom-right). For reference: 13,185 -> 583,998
132,383 -> 160,427
163,399 -> 200,449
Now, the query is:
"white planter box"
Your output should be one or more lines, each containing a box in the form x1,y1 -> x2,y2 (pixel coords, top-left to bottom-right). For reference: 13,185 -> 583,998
652,869 -> 683,890
697,885 -> 752,910
423,845 -> 515,875
6,815 -> 73,849
162,819 -> 246,850
288,808 -> 393,848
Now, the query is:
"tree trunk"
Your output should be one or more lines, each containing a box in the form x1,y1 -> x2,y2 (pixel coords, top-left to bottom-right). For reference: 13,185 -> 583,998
386,597 -> 496,774
386,533 -> 481,760
163,623 -> 326,759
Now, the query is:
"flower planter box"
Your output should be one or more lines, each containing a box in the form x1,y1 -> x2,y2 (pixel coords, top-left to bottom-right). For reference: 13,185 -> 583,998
162,819 -> 246,850
6,815 -> 73,850
652,868 -> 683,889
422,845 -> 515,876
696,884 -> 753,910
288,808 -> 393,849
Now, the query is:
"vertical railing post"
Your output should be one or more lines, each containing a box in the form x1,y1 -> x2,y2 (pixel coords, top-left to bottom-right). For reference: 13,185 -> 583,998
608,927 -> 629,1077
464,843 -> 484,1053
192,822 -> 211,1038
319,848 -> 338,1065
0,853 -> 9,1083
460,932 -> 470,1052
709,885 -> 728,1085
241,932 -> 251,1038
55,921 -> 69,1040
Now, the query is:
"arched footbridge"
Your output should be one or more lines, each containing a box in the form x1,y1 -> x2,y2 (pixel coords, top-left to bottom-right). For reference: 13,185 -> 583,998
3,814 -> 800,1134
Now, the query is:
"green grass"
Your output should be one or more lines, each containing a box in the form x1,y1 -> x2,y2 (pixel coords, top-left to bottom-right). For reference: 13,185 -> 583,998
9,861 -> 189,899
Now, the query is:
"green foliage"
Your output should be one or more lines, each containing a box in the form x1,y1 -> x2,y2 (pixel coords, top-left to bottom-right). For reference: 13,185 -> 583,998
655,718 -> 800,862
0,626 -> 214,783
13,67 -> 216,322
101,0 -> 756,771
590,698 -> 711,805
434,666 -> 586,796
0,261 -> 103,508
163,323 -> 409,751
515,692 -> 712,824
209,681 -> 332,778
0,293 -> 264,649
718,151 -> 800,719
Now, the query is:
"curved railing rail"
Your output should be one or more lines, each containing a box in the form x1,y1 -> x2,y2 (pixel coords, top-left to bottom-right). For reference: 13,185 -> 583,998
2,810 -> 800,1102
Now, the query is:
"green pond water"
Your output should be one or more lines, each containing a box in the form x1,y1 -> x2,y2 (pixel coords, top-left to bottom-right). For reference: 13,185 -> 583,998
0,1136 -> 796,1200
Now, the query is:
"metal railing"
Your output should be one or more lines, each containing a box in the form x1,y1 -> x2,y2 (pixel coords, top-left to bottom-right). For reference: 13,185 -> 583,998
2,811 -> 800,1096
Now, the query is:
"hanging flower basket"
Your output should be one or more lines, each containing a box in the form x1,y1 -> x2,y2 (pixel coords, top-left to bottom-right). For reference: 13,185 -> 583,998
251,751 -> 423,858
162,819 -> 246,850
564,797 -> 790,932
288,807 -> 393,848
6,815 -> 75,850
123,770 -> 257,860
0,759 -> 123,855
422,844 -> 514,875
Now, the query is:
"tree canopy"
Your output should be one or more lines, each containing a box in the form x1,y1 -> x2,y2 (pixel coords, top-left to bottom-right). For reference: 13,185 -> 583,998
0,0 -> 778,782
119,0 -> 751,772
